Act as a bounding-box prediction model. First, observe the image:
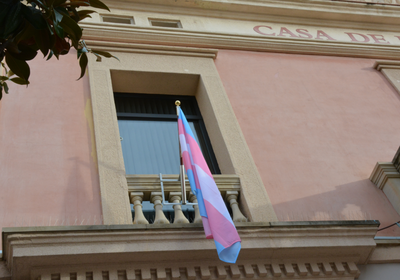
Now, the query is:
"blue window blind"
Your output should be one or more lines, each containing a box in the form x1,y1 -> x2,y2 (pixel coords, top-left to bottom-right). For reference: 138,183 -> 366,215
114,93 -> 220,175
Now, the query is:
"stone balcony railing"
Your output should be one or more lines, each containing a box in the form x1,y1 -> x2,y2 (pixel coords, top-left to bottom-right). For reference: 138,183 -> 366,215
126,174 -> 247,225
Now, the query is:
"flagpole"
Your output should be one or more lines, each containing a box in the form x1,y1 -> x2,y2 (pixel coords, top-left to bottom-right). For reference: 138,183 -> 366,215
176,100 -> 187,204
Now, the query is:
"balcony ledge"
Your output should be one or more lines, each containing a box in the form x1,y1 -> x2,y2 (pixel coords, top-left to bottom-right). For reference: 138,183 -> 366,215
2,220 -> 379,280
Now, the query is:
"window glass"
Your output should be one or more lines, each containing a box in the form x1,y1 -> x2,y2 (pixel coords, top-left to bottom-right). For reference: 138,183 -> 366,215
115,93 -> 220,175
119,120 -> 202,174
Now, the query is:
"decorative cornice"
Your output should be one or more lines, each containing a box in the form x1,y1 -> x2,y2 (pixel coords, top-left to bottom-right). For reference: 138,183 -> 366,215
102,0 -> 400,27
81,0 -> 400,59
81,23 -> 400,60
369,162 -> 400,189
85,40 -> 218,59
2,221 -> 378,279
373,60 -> 400,71
29,261 -> 361,280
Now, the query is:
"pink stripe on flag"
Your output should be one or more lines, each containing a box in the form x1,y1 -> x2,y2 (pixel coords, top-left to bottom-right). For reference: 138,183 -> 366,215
194,164 -> 234,223
184,133 -> 212,178
204,199 -> 241,248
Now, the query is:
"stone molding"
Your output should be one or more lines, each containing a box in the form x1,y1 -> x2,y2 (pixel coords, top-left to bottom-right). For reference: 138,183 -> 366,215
101,0 -> 400,27
338,0 -> 400,5
369,162 -> 400,190
31,261 -> 361,280
81,23 -> 400,60
368,239 -> 400,263
373,60 -> 400,71
374,60 -> 400,96
2,221 -> 379,280
369,162 -> 400,215
84,40 -> 218,59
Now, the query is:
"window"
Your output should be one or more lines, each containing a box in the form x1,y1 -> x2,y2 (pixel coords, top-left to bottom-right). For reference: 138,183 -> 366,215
114,93 -> 220,175
149,18 -> 182,28
101,15 -> 134,25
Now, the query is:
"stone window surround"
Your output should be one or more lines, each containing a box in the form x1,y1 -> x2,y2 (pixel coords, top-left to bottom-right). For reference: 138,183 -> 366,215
86,44 -> 277,225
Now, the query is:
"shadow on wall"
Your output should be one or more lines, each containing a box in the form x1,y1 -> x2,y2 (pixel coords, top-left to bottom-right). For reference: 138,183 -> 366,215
0,157 -> 103,229
60,156 -> 103,226
272,179 -> 399,226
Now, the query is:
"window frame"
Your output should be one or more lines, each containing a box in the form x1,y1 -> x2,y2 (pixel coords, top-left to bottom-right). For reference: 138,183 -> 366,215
86,49 -> 278,225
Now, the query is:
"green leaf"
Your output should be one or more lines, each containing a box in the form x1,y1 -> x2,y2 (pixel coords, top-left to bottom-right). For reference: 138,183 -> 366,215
45,20 -> 54,36
59,12 -> 82,47
6,41 -> 21,54
8,70 -> 14,77
53,9 -> 66,38
0,2 -> 14,38
33,27 -> 51,57
3,81 -> 9,94
77,10 -> 95,21
0,85 -> 2,100
46,50 -> 54,60
77,46 -> 88,58
53,9 -> 64,23
53,21 -> 64,38
89,0 -> 110,11
9,43 -> 38,61
5,51 -> 30,81
78,52 -> 88,80
0,76 -> 9,81
2,1 -> 23,38
13,21 -> 36,45
30,0 -> 48,12
91,49 -> 120,61
53,37 -> 70,55
93,53 -> 101,62
10,77 -> 30,85
68,6 -> 80,22
53,0 -> 68,6
21,5 -> 47,30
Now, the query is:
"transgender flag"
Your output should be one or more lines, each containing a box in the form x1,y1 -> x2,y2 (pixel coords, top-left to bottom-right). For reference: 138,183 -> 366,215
177,107 -> 241,263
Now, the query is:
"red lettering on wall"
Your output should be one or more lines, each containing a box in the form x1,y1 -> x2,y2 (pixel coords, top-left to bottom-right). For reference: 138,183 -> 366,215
345,32 -> 370,43
253,25 -> 275,36
277,27 -> 298,38
315,30 -> 336,41
296,29 -> 313,39
368,34 -> 390,44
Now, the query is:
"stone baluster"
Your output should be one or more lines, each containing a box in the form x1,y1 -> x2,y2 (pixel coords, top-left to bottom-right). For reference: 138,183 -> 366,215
130,192 -> 149,224
189,192 -> 202,224
225,191 -> 247,222
169,192 -> 190,224
150,192 -> 170,224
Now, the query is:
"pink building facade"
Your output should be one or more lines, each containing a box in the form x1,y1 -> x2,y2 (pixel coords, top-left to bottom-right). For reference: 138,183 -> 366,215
0,1 -> 399,279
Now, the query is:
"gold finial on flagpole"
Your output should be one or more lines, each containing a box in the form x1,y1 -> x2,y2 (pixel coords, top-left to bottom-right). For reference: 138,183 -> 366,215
175,100 -> 181,116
